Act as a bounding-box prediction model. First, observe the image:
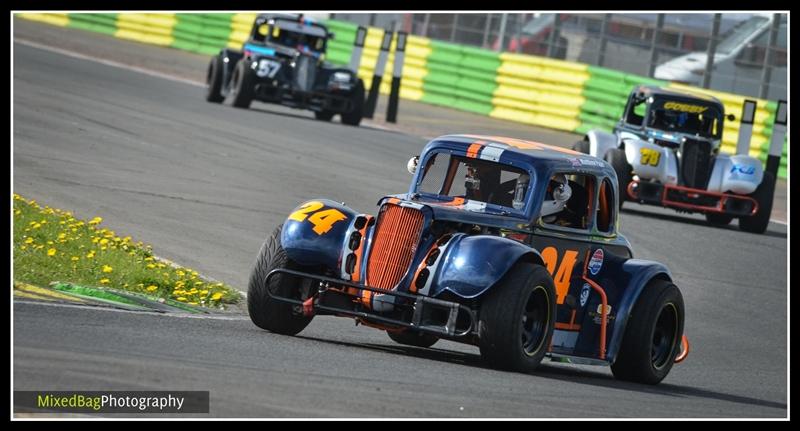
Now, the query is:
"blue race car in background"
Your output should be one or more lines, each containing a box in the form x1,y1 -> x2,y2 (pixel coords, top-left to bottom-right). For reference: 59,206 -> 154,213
205,13 -> 365,126
248,134 -> 690,384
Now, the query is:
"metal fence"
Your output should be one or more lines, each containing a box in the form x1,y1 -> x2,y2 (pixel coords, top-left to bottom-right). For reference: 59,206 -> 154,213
331,13 -> 787,101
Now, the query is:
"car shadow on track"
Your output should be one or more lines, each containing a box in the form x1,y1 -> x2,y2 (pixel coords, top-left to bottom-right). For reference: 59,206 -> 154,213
620,207 -> 787,239
295,334 -> 786,412
243,105 -> 405,135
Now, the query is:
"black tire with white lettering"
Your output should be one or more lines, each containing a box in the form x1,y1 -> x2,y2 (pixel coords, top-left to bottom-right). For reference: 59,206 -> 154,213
341,80 -> 365,126
478,262 -> 556,373
611,278 -> 684,385
739,171 -> 775,234
228,59 -> 255,109
205,55 -> 225,103
248,224 -> 314,335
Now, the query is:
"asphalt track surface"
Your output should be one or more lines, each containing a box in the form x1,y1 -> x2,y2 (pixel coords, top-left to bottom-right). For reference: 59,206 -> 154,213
12,23 -> 788,418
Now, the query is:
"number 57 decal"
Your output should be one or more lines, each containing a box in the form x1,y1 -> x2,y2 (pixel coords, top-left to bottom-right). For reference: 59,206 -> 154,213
288,201 -> 347,235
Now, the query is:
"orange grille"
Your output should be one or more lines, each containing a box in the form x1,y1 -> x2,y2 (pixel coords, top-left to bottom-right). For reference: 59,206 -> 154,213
365,204 -> 424,292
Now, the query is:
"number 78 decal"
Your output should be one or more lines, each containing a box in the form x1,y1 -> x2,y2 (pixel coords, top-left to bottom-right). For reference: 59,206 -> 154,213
288,201 -> 347,235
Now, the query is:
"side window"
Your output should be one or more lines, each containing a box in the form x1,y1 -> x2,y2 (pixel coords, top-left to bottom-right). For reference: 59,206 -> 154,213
626,98 -> 646,126
540,173 -> 594,231
597,179 -> 615,233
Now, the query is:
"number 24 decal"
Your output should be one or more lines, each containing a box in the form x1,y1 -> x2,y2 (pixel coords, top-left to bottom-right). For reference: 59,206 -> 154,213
540,246 -> 579,305
288,201 -> 347,235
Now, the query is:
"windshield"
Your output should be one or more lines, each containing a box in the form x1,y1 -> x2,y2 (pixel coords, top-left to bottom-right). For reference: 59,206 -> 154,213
416,153 -> 531,212
715,16 -> 770,56
647,98 -> 723,138
271,27 -> 326,52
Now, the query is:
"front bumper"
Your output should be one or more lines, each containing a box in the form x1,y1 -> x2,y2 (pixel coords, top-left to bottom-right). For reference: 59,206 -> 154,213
253,82 -> 354,113
627,180 -> 758,216
265,268 -> 476,338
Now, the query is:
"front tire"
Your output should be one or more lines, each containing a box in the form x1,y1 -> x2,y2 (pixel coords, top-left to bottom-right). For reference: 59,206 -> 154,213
205,55 -> 225,103
605,148 -> 633,210
341,80 -> 365,126
478,262 -> 556,372
229,59 -> 255,109
387,330 -> 439,348
739,171 -> 775,234
611,279 -> 684,385
247,224 -> 314,335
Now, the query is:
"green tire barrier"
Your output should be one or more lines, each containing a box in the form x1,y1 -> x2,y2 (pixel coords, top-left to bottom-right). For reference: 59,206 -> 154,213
18,13 -> 786,178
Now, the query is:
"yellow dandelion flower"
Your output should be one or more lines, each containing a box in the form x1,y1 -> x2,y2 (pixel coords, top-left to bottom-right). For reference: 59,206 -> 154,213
199,290 -> 209,296
32,223 -> 41,229
89,217 -> 103,225
99,238 -> 109,246
58,233 -> 66,240
146,263 -> 156,269
47,248 -> 56,256
194,281 -> 203,286
99,278 -> 110,284
211,292 -> 224,301
176,297 -> 187,302
24,237 -> 33,244
86,251 -> 95,258
20,245 -> 27,251
71,256 -> 80,261
144,257 -> 154,262
102,265 -> 113,273
146,285 -> 158,292
176,270 -> 185,277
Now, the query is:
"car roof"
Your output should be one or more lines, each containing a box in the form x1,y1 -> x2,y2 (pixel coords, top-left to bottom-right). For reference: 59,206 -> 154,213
427,134 -> 614,177
633,85 -> 723,106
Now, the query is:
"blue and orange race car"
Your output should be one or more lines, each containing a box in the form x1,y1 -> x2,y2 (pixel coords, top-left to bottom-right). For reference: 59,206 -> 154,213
248,135 -> 690,384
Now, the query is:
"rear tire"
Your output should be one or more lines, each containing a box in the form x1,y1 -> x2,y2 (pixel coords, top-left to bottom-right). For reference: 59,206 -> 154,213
572,140 -> 590,154
705,213 -> 733,226
247,224 -> 314,335
205,55 -> 225,103
387,330 -> 439,348
739,171 -> 775,234
611,279 -> 684,385
605,148 -> 633,210
341,80 -> 365,126
229,59 -> 255,109
478,263 -> 556,372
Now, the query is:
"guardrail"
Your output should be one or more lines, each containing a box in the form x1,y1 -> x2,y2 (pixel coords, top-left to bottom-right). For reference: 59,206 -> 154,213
17,13 -> 786,178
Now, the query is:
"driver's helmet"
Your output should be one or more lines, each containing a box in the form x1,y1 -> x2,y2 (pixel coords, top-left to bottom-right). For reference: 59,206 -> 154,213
464,163 -> 500,201
540,174 -> 572,219
662,110 -> 688,129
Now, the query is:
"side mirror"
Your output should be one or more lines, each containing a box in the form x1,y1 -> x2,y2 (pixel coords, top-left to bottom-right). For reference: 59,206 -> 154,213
727,114 -> 736,121
407,156 -> 419,174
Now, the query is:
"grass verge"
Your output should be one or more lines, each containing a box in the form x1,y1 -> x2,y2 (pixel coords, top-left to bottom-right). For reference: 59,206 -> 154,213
13,193 -> 241,309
